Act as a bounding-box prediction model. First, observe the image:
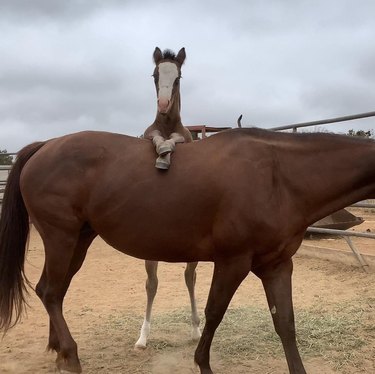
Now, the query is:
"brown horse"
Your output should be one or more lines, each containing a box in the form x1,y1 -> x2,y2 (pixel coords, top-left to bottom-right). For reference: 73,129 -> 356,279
135,47 -> 200,348
1,128 -> 374,374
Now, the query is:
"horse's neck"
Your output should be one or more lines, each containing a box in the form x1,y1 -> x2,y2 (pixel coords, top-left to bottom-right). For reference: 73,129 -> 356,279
277,136 -> 375,226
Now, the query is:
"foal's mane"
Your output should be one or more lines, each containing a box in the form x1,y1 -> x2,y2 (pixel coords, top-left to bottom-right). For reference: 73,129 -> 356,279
160,49 -> 177,61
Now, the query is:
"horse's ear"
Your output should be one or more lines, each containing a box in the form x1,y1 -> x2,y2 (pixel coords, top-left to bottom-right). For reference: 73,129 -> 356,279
153,47 -> 163,64
176,47 -> 186,65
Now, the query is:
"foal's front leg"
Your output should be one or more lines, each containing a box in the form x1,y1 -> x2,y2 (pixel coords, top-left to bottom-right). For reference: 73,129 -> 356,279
148,131 -> 170,169
149,131 -> 186,169
155,132 -> 186,169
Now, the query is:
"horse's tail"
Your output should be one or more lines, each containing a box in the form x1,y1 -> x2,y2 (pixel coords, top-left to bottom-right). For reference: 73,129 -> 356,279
0,141 -> 46,332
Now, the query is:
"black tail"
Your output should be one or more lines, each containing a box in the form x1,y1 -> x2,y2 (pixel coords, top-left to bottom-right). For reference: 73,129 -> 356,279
0,141 -> 46,332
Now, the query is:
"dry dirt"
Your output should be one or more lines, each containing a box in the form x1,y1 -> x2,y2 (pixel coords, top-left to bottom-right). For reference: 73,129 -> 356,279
0,223 -> 374,374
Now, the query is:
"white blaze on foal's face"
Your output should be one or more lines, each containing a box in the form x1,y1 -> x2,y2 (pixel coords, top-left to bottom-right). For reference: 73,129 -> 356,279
157,62 -> 179,113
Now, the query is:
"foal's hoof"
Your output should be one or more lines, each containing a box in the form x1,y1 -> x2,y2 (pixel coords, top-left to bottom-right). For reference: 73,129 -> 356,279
134,343 -> 147,351
155,157 -> 170,170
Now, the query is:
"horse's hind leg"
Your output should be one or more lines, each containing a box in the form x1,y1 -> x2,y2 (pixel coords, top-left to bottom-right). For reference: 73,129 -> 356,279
184,262 -> 201,341
195,255 -> 252,374
135,260 -> 158,349
36,225 -> 96,373
255,259 -> 306,374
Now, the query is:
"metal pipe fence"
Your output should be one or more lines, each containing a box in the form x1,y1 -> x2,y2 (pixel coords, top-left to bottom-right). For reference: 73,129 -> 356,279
268,110 -> 375,132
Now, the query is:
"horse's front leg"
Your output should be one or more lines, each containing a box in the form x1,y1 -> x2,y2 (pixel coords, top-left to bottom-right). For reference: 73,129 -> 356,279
195,254 -> 252,374
255,259 -> 306,374
135,260 -> 159,349
184,262 -> 201,341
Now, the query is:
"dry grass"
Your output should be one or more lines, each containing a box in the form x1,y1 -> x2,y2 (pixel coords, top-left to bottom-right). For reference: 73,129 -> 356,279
86,295 -> 374,373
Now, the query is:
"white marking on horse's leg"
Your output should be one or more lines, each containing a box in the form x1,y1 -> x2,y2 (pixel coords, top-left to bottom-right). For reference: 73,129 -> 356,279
184,262 -> 201,341
135,261 -> 158,349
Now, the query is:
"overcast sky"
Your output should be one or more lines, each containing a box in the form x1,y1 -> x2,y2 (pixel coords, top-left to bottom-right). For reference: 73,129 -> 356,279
1,0 -> 375,151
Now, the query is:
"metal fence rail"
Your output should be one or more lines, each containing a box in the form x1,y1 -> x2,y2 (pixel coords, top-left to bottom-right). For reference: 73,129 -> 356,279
269,110 -> 375,132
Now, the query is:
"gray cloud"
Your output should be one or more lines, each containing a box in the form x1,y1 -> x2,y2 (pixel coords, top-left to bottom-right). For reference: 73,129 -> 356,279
1,0 -> 375,151
0,0 -> 126,21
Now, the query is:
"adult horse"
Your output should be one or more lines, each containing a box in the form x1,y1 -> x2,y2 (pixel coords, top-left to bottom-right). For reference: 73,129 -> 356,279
1,128 -> 375,374
135,47 -> 200,349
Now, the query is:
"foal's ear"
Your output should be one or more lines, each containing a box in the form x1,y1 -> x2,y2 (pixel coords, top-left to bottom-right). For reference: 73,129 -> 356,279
176,47 -> 186,65
153,47 -> 163,64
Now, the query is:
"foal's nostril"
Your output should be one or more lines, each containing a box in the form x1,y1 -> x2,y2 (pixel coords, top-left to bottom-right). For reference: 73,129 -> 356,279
158,98 -> 170,113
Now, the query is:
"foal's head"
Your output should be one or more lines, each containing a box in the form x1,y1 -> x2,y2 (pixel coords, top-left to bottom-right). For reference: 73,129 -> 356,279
152,47 -> 186,115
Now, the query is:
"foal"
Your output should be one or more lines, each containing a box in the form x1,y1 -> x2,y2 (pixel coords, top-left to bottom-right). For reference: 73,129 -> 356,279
144,47 -> 193,169
135,47 -> 200,348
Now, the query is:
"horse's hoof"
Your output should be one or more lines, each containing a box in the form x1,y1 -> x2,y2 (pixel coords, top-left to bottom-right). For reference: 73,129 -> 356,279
155,158 -> 170,170
58,368 -> 82,374
157,145 -> 172,156
56,357 -> 82,374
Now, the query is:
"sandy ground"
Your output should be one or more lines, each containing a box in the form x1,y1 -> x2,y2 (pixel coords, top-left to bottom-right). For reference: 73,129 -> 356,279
0,224 -> 374,374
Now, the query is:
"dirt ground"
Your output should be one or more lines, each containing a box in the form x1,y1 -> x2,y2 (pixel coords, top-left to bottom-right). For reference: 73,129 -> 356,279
1,221 -> 374,374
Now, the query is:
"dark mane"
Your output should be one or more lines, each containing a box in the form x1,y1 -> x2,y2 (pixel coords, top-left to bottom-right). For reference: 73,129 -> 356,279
162,49 -> 176,60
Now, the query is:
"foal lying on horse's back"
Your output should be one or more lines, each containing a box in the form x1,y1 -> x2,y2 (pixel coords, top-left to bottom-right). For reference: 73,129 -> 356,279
144,47 -> 193,170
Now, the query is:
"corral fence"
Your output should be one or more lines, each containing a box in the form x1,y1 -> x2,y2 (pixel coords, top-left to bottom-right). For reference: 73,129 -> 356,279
0,153 -> 16,207
1,111 -> 375,270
